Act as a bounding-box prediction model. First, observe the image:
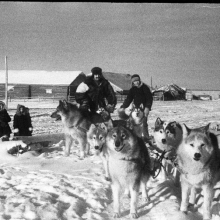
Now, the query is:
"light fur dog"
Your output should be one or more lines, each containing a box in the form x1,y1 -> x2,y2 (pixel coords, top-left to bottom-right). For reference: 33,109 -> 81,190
87,121 -> 113,181
106,126 -> 151,218
176,123 -> 220,220
118,103 -> 145,134
153,117 -> 182,184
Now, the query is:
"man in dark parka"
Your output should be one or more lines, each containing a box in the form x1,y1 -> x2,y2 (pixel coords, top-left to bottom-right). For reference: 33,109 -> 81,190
75,67 -> 117,118
0,101 -> 12,139
120,74 -> 153,141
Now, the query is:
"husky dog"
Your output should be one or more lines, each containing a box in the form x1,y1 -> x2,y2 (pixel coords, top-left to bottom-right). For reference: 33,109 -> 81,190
87,121 -> 113,181
176,123 -> 220,220
51,100 -> 109,159
153,117 -> 169,152
153,117 -> 182,183
106,126 -> 151,218
118,103 -> 147,141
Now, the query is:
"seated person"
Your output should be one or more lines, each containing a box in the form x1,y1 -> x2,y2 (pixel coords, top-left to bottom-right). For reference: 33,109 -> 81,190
0,101 -> 12,140
13,104 -> 33,136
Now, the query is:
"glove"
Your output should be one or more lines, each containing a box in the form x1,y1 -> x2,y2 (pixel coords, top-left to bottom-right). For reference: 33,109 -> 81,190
13,128 -> 19,133
105,104 -> 115,113
29,127 -> 33,131
117,107 -> 129,120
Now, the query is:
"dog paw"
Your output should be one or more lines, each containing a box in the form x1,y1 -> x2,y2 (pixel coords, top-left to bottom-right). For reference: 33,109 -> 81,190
130,212 -> 139,219
113,212 -> 120,218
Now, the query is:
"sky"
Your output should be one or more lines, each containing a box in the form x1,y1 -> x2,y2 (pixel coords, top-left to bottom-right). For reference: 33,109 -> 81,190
0,2 -> 220,90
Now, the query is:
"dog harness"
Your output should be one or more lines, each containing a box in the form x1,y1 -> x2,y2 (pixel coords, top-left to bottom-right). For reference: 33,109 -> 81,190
67,116 -> 89,133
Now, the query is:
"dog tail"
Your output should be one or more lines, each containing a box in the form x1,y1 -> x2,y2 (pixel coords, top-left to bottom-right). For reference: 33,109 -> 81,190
117,108 -> 129,120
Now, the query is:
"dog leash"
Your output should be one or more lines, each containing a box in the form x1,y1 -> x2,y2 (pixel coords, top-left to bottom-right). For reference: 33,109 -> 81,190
150,150 -> 167,179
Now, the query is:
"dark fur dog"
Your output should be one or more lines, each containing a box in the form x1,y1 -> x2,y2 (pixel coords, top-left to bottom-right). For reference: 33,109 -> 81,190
51,100 -> 110,159
106,126 -> 151,218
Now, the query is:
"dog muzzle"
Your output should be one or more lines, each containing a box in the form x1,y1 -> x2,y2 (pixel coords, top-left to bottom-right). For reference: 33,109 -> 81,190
193,153 -> 201,161
114,141 -> 125,152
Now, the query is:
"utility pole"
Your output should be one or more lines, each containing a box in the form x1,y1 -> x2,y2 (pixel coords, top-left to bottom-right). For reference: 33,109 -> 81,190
151,76 -> 152,89
5,56 -> 8,108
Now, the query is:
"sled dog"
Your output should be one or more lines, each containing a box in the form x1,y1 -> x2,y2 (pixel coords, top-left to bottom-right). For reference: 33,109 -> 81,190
51,100 -> 109,159
87,121 -> 113,181
176,123 -> 220,220
106,126 -> 151,218
153,117 -> 182,183
153,117 -> 183,152
118,103 -> 146,141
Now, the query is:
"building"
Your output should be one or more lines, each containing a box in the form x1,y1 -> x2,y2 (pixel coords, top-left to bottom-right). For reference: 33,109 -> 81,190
0,70 -> 135,102
0,70 -> 82,100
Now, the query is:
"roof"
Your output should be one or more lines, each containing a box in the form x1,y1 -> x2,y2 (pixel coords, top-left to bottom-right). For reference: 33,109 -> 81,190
153,84 -> 186,100
87,72 -> 131,91
103,72 -> 131,91
153,84 -> 185,93
0,70 -> 83,85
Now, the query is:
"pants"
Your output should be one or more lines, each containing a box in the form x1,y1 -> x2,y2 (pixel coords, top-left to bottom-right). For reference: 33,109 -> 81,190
143,107 -> 150,140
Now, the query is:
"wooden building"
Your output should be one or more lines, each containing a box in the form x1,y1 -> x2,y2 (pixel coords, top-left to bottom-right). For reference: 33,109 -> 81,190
0,70 -> 134,102
0,70 -> 82,100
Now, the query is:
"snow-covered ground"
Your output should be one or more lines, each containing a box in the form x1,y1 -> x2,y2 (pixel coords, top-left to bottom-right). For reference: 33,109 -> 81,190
0,100 -> 220,220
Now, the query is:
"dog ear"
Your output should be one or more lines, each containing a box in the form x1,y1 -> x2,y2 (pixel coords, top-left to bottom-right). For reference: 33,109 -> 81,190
196,123 -> 211,134
181,123 -> 191,137
99,123 -> 107,131
208,132 -> 219,152
155,117 -> 163,127
62,100 -> 68,109
170,121 -> 177,128
106,119 -> 114,131
204,123 -> 211,133
87,124 -> 96,133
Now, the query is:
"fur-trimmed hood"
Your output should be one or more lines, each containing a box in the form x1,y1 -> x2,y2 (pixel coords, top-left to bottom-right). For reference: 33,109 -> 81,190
16,104 -> 28,116
0,101 -> 6,111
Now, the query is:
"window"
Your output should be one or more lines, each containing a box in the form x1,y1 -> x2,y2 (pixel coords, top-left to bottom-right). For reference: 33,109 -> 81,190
46,89 -> 52,94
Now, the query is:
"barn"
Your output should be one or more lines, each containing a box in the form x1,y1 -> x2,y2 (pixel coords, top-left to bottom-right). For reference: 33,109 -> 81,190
0,70 -> 83,100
